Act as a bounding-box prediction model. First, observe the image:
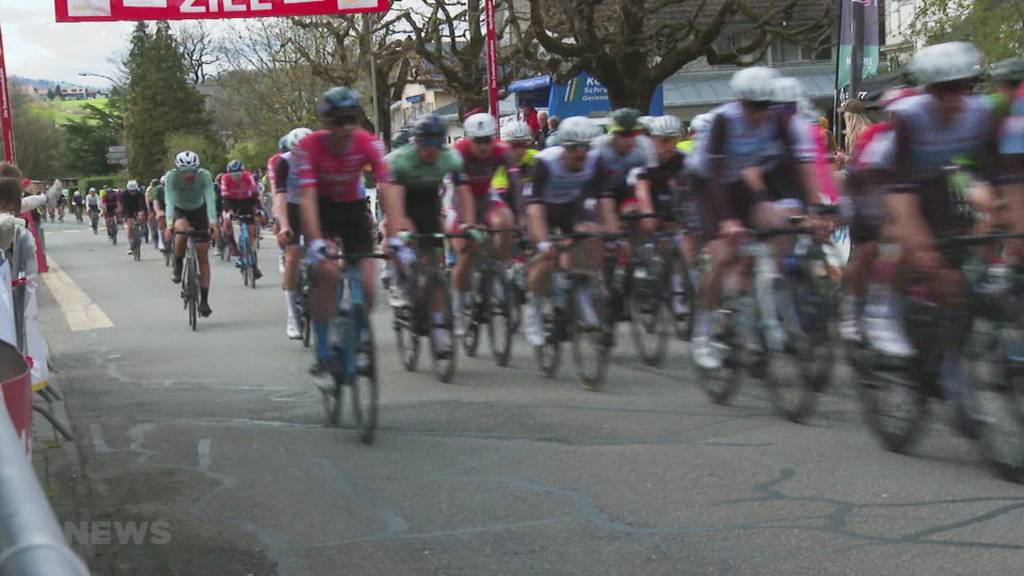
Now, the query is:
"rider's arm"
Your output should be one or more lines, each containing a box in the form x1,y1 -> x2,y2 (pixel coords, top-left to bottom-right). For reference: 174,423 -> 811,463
164,178 -> 178,229
294,141 -> 325,242
707,114 -> 737,225
630,167 -> 654,214
781,112 -> 823,207
271,157 -> 291,232
525,160 -> 550,244
589,157 -> 619,232
201,172 -> 218,226
886,113 -> 936,258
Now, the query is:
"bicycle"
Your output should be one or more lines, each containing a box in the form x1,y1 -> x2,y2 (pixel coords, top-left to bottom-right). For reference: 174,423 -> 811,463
236,214 -> 259,289
695,212 -> 836,423
315,249 -> 387,444
88,208 -> 100,235
130,219 -> 143,261
461,227 -> 520,367
391,232 -> 466,383
174,230 -> 207,331
854,231 -> 1024,481
620,213 -> 698,366
532,231 -> 623,391
73,203 -> 84,223
296,239 -> 313,348
106,216 -> 119,245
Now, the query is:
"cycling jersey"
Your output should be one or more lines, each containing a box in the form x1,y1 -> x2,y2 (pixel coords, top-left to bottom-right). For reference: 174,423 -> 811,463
454,138 -> 516,198
1000,83 -> 1024,181
273,152 -> 302,204
889,93 -> 1000,234
71,195 -> 84,206
525,146 -> 609,206
387,144 -> 467,242
492,148 -> 537,191
686,101 -> 790,183
86,194 -> 99,208
220,170 -> 258,200
644,150 -> 686,216
163,168 -> 218,226
102,190 -> 119,210
293,129 -> 389,203
591,133 -> 657,203
122,190 -> 147,215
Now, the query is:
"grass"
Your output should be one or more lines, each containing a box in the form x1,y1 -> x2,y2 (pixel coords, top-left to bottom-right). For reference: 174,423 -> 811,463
32,97 -> 110,124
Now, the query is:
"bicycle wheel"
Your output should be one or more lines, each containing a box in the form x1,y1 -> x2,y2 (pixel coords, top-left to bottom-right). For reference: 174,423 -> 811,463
301,298 -> 312,348
462,273 -> 482,357
186,258 -> 198,331
697,296 -> 761,405
970,321 -> 1024,481
628,257 -> 670,367
571,276 -> 612,390
348,308 -> 379,445
764,274 -> 832,424
673,258 -> 698,341
249,242 -> 258,290
428,272 -> 458,383
485,270 -> 514,367
394,308 -> 421,372
855,349 -> 930,453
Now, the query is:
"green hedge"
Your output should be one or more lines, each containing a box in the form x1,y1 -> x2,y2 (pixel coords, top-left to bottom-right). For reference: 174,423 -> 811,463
78,173 -> 128,192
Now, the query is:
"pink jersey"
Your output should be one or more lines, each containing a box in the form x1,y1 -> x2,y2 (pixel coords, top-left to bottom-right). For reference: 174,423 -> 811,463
266,152 -> 283,194
294,129 -> 389,203
454,138 -> 514,198
220,171 -> 258,200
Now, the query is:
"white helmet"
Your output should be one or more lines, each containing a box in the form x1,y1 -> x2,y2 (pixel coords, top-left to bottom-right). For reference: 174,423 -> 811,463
175,150 -> 201,170
160,176 -> 166,185
772,77 -> 804,103
729,66 -> 781,102
501,120 -> 533,142
637,116 -> 657,134
126,180 -> 140,191
647,115 -> 682,137
89,187 -> 97,193
284,128 -> 313,152
557,116 -> 599,145
690,113 -> 712,135
464,113 -> 498,139
909,41 -> 982,86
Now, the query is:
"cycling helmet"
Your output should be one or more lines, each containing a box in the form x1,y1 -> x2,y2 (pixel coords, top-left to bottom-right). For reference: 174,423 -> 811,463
609,108 -> 642,133
729,66 -> 781,102
391,128 -> 413,148
647,115 -> 683,137
772,77 -> 804,103
284,128 -> 313,152
637,116 -> 657,134
160,176 -> 166,185
175,150 -> 201,170
690,113 -> 712,135
501,120 -> 534,142
226,160 -> 244,173
278,135 -> 288,152
88,187 -> 96,193
909,41 -> 982,86
150,179 -> 158,187
990,57 -> 1024,85
464,113 -> 498,139
557,116 -> 599,145
126,180 -> 140,191
414,114 -> 447,139
317,86 -> 363,118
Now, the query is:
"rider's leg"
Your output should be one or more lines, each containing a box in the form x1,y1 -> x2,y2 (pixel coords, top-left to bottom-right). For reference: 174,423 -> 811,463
311,258 -> 340,364
196,241 -> 213,315
488,203 -> 515,261
451,233 -> 477,336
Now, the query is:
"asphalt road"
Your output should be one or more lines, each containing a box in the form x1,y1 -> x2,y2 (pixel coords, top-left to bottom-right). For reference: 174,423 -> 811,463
36,219 -> 1024,576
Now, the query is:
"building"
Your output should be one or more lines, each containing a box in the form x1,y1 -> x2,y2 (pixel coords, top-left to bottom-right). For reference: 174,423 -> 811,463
59,86 -> 100,101
881,0 -> 930,72
389,82 -> 463,143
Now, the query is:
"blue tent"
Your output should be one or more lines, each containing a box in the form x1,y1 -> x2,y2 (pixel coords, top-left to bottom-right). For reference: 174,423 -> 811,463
508,73 -> 664,117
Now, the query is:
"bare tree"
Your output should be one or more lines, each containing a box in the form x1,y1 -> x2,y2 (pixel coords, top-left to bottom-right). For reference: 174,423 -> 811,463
175,22 -> 222,85
507,0 -> 833,112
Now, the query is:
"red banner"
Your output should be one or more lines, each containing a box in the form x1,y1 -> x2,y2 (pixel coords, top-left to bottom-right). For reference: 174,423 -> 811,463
0,24 -> 15,164
484,0 -> 498,120
55,0 -> 389,22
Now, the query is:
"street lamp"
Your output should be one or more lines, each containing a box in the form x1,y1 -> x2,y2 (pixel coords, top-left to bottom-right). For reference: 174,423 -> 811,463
78,72 -> 119,90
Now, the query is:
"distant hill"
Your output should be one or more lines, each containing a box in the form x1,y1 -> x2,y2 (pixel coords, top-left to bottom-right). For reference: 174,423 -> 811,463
9,75 -> 101,91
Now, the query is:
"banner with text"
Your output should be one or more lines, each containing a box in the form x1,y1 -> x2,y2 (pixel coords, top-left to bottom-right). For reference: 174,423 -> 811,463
836,0 -> 880,93
0,25 -> 15,164
56,0 -> 389,22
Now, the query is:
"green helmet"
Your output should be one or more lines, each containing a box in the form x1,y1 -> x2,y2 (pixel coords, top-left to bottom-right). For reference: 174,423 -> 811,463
609,108 -> 642,133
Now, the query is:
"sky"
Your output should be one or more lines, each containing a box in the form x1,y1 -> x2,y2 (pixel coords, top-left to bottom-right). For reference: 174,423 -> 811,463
1,0 -> 132,87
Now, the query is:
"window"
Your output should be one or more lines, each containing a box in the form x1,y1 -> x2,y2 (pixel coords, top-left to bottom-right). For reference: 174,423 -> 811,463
772,38 -> 831,63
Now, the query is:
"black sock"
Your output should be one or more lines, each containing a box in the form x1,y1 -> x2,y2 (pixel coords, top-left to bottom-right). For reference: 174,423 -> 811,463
174,256 -> 184,268
200,288 -> 209,304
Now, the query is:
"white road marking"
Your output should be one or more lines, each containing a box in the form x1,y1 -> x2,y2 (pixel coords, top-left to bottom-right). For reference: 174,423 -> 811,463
90,423 -> 114,454
41,255 -> 114,332
198,438 -> 213,471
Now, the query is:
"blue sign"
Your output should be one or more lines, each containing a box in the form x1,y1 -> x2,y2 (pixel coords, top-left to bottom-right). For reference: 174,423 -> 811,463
509,73 -> 664,117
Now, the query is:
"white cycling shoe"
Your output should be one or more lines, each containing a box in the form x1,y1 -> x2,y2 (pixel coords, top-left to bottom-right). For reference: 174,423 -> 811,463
692,335 -> 723,371
864,315 -> 915,359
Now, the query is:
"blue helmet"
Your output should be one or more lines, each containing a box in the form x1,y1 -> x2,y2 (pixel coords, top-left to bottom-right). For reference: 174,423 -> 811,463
317,86 -> 363,118
226,160 -> 244,173
414,114 -> 446,139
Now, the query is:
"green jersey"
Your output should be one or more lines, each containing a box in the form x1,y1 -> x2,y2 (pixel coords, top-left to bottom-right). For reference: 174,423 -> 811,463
387,144 -> 466,211
163,168 -> 217,224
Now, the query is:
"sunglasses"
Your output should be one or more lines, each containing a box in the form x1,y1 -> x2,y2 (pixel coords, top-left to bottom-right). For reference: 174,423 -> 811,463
509,142 -> 530,150
746,100 -> 773,112
326,113 -> 360,127
418,137 -> 445,149
614,130 -> 639,138
472,136 -> 493,145
564,143 -> 590,151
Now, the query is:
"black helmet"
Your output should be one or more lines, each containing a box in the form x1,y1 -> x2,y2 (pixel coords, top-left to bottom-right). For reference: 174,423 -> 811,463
317,86 -> 363,120
609,108 -> 642,133
414,114 -> 446,139
391,128 -> 413,148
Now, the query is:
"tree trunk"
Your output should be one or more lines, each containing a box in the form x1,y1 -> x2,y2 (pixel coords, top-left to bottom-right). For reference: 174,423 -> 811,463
603,76 -> 658,114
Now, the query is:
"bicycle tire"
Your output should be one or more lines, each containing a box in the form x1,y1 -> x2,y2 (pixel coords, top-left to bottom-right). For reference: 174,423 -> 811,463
571,276 -> 612,391
969,322 -> 1024,482
394,311 -> 421,372
187,258 -> 198,331
486,271 -> 514,367
535,305 -> 563,379
697,296 -> 760,405
673,257 -> 698,341
462,271 -> 483,357
301,299 -> 312,348
348,309 -> 379,445
250,245 -> 258,290
627,256 -> 670,367
429,271 -> 458,383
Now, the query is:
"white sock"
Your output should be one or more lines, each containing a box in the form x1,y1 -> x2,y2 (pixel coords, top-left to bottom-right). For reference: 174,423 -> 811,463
285,291 -> 299,322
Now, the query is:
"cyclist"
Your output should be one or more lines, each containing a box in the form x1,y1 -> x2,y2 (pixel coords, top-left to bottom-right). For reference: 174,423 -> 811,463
272,127 -> 313,340
688,66 -> 814,370
881,41 -> 1000,408
71,189 -> 85,221
522,116 -> 618,347
101,186 -> 120,240
165,150 -> 220,318
592,108 -> 657,224
493,120 -> 538,219
450,112 -> 520,337
85,188 -> 100,229
220,159 -> 263,279
293,86 -> 390,376
1001,65 -> 1024,236
122,180 -> 148,253
382,114 -> 470,353
56,188 -> 67,222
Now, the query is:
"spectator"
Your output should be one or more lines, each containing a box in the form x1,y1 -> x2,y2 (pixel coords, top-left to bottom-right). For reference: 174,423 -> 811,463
520,102 -> 541,136
536,111 -> 550,147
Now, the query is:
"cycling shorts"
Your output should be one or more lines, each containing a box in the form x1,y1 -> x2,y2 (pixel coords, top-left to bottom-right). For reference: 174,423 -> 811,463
545,199 -> 591,235
123,195 -> 146,216
456,190 -> 508,227
173,205 -> 211,242
695,176 -> 762,241
842,172 -> 885,244
319,199 -> 374,255
226,197 -> 257,218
